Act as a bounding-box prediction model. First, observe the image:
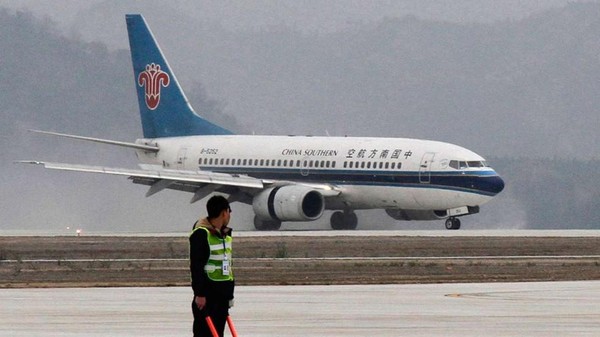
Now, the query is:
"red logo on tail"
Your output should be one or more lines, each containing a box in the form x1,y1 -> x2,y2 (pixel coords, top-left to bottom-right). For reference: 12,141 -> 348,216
138,63 -> 170,110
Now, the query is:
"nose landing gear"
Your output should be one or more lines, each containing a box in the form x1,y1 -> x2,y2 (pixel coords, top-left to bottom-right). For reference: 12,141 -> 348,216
445,217 -> 461,230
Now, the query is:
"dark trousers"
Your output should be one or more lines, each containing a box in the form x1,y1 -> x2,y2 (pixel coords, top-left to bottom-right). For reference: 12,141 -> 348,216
192,297 -> 230,337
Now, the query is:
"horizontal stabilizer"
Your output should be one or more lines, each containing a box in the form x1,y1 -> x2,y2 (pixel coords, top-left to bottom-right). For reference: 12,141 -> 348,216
29,129 -> 159,152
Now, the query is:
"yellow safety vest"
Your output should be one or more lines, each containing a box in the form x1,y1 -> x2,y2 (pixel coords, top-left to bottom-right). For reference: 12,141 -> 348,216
191,226 -> 234,282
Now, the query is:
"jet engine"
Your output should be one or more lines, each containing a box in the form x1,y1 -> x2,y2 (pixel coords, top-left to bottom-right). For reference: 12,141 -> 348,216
252,186 -> 325,221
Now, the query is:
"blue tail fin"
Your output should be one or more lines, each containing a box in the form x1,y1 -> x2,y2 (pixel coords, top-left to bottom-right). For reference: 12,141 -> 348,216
125,14 -> 233,138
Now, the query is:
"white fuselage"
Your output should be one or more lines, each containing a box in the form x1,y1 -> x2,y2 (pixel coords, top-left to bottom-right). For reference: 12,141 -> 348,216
135,135 -> 502,211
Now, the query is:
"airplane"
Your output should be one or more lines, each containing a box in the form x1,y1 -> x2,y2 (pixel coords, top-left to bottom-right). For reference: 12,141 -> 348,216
20,14 -> 505,231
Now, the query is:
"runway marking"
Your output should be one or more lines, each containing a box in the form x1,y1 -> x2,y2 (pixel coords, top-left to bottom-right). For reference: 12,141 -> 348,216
445,289 -> 563,301
2,255 -> 599,263
246,255 -> 600,261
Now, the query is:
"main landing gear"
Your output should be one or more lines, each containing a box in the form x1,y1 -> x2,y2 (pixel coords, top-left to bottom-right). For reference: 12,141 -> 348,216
253,211 -> 359,231
253,216 -> 282,231
330,210 -> 358,230
445,217 -> 461,230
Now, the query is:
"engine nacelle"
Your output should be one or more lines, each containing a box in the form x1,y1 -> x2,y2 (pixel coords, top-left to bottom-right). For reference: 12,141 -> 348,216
385,209 -> 448,221
253,186 -> 325,221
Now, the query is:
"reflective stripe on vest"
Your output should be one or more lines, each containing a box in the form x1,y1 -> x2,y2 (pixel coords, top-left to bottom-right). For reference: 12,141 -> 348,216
191,226 -> 234,282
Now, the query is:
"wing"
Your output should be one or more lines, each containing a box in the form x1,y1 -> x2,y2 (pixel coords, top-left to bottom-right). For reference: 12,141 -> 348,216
19,161 -> 264,203
18,161 -> 340,203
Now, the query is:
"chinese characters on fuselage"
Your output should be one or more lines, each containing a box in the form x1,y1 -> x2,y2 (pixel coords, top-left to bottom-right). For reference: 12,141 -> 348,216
345,148 -> 412,160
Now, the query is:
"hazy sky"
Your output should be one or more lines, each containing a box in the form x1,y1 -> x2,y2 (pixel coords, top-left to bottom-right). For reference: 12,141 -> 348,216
2,0 -> 598,233
3,1 -> 599,48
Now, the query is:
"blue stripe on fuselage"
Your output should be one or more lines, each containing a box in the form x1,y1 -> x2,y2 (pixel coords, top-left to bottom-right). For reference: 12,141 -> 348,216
198,167 -> 504,196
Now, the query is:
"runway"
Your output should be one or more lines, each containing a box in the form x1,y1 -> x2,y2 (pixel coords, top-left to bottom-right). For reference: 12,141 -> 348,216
2,229 -> 600,237
1,281 -> 598,336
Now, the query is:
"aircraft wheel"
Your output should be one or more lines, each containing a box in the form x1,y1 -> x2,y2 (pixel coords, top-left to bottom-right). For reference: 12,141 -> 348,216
330,211 -> 358,230
344,211 -> 358,230
254,216 -> 281,231
330,211 -> 345,230
445,217 -> 461,230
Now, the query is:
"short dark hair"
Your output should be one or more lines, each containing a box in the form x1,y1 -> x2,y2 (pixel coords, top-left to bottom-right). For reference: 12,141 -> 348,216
206,195 -> 230,219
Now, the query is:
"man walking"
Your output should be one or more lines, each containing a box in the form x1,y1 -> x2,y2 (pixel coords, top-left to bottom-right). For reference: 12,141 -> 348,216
190,195 -> 235,337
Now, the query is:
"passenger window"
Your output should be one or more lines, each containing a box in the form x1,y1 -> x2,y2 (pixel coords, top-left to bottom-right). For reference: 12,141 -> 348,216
397,162 -> 402,169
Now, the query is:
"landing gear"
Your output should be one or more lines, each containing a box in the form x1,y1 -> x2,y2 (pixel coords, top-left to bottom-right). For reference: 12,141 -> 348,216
330,211 -> 358,230
254,216 -> 282,231
445,217 -> 461,230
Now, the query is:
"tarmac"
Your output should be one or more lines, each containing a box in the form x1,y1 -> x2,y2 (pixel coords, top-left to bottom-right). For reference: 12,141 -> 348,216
1,281 -> 599,336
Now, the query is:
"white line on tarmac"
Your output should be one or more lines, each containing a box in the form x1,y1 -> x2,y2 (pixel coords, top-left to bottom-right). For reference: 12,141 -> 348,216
2,255 -> 599,263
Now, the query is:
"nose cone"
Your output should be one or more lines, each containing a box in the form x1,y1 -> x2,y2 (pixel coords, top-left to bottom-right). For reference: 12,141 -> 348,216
487,174 -> 505,195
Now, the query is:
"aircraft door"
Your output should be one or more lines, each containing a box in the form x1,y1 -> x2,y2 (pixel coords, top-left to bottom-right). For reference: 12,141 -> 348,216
176,147 -> 188,170
419,152 -> 435,183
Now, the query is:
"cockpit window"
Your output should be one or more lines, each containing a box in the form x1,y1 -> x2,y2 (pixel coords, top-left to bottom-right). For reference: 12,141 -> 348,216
449,160 -> 487,169
449,160 -> 468,169
467,161 -> 485,168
